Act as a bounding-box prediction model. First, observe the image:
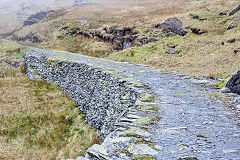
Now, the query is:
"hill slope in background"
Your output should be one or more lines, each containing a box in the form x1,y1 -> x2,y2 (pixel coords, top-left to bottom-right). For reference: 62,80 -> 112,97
2,0 -> 240,82
0,0 -> 76,35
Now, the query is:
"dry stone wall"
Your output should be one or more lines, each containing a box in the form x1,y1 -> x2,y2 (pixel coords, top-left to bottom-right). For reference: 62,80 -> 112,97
24,52 -> 138,137
24,50 -> 161,160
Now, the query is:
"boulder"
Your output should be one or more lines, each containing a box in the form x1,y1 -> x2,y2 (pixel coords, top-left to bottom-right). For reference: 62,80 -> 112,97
226,70 -> 240,95
156,18 -> 187,36
229,5 -> 240,16
166,48 -> 180,54
89,26 -> 138,50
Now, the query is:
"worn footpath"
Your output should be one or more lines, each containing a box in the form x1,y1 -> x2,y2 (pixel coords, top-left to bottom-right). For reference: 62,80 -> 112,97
25,48 -> 240,160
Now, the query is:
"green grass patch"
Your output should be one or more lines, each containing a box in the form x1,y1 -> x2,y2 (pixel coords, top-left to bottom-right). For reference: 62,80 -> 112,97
0,72 -> 99,159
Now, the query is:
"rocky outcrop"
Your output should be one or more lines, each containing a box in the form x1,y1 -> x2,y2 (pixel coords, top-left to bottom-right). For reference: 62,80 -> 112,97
63,26 -> 138,50
24,11 -> 53,26
91,26 -> 138,50
226,70 -> 240,95
155,18 -> 187,36
12,33 -> 42,43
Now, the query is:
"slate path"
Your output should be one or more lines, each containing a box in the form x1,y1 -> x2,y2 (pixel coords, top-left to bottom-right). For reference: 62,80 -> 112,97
30,48 -> 240,160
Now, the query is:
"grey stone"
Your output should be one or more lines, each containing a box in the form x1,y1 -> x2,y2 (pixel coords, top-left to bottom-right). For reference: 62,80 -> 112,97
126,114 -> 142,119
128,144 -> 158,156
154,145 -> 164,151
166,48 -> 180,54
191,79 -> 210,84
86,144 -> 110,160
220,87 -> 231,93
136,128 -> 152,137
236,104 -> 240,110
156,18 -> 187,36
227,23 -> 238,30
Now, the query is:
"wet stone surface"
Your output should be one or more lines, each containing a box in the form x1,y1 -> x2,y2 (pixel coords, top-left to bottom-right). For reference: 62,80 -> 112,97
25,48 -> 240,160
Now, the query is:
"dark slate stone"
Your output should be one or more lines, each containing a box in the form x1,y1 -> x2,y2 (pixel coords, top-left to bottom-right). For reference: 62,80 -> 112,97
156,18 -> 187,36
24,11 -> 53,26
226,70 -> 240,95
227,23 -> 238,30
191,28 -> 208,35
12,62 -> 20,68
229,5 -> 240,16
227,39 -> 236,43
234,49 -> 239,54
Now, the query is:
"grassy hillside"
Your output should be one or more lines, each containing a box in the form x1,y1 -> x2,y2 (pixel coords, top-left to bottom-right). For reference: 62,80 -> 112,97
109,0 -> 240,79
0,0 -> 76,35
0,40 -> 99,159
9,0 -> 240,81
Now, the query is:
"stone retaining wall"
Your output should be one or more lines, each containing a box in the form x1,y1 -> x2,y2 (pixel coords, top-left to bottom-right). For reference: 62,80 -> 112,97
24,52 -> 138,137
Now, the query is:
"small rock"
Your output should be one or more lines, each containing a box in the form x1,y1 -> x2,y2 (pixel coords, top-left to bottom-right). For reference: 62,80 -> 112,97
227,23 -> 238,30
109,137 -> 133,143
220,87 -> 231,93
166,48 -> 180,54
236,104 -> 240,110
86,144 -> 109,159
102,53 -> 109,58
208,120 -> 214,125
136,128 -> 152,137
154,145 -> 164,151
223,149 -> 239,154
190,14 -> 207,21
219,12 -> 227,16
12,62 -> 20,68
191,28 -> 208,35
233,97 -> 240,103
128,144 -> 158,156
227,38 -> 236,43
178,157 -> 198,160
181,76 -> 192,80
234,49 -> 239,54
191,79 -> 210,84
156,18 -> 187,36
